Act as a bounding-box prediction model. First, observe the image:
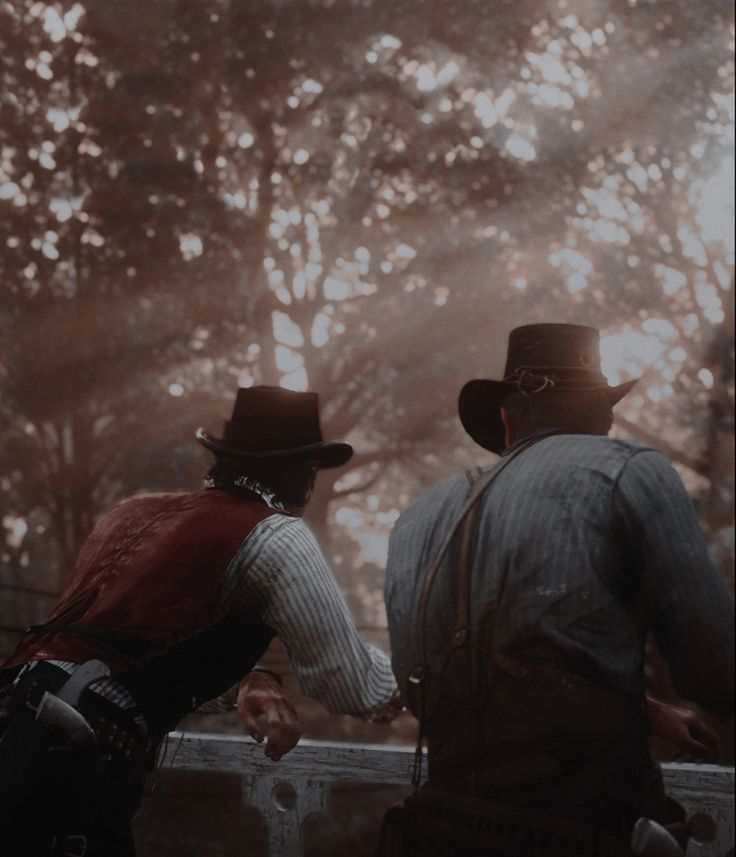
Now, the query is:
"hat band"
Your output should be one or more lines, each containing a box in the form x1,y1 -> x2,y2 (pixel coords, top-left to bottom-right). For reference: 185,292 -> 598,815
506,365 -> 610,396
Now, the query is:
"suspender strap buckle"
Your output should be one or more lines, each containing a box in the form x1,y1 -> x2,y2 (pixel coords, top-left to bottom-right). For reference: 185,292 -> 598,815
52,834 -> 88,857
408,666 -> 425,686
451,627 -> 468,648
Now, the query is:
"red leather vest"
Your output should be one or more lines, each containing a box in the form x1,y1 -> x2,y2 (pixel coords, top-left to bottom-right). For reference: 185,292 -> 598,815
5,490 -> 276,673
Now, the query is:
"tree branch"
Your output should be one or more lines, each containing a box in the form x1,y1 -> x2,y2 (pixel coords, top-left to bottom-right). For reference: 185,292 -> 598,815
330,461 -> 391,498
613,415 -> 706,474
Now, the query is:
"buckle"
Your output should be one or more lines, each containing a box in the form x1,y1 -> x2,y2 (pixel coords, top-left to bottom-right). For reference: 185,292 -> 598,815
515,369 -> 555,395
408,666 -> 425,685
452,627 -> 467,648
65,835 -> 87,857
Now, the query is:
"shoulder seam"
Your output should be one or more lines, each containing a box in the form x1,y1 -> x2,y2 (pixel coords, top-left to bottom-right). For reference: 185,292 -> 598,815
611,446 -> 663,502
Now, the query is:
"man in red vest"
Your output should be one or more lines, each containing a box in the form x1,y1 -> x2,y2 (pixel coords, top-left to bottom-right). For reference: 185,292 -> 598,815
0,386 -> 400,856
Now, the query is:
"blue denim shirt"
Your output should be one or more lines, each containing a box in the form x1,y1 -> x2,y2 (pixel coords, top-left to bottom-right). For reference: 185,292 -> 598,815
385,434 -> 734,717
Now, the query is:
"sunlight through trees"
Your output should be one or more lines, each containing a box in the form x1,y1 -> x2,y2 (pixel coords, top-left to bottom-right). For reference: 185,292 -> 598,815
1,0 -> 733,649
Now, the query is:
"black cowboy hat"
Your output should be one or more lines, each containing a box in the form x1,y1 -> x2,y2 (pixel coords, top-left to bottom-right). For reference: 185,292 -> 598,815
196,386 -> 353,469
458,323 -> 638,455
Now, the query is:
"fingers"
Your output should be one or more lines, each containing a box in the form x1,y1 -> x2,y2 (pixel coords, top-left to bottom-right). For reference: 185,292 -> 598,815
674,740 -> 710,762
674,709 -> 722,762
688,719 -> 721,763
263,722 -> 300,761
237,672 -> 300,761
241,710 -> 299,760
366,693 -> 405,724
671,715 -> 721,763
236,672 -> 277,725
646,697 -> 723,763
262,718 -> 300,761
239,709 -> 265,744
366,705 -> 399,724
262,699 -> 300,761
237,686 -> 266,743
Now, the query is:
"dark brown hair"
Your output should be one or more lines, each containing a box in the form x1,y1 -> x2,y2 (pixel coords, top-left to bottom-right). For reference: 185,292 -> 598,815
503,389 -> 613,440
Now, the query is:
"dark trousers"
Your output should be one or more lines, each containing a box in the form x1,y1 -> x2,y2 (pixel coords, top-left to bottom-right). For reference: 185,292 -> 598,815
379,736 -> 673,857
438,733 -> 670,828
0,665 -> 147,857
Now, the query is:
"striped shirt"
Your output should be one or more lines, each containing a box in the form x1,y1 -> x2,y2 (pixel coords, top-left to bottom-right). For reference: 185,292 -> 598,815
385,434 -> 734,717
220,514 -> 397,715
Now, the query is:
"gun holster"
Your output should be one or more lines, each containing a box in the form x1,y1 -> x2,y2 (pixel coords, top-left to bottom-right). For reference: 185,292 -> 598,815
0,663 -> 108,814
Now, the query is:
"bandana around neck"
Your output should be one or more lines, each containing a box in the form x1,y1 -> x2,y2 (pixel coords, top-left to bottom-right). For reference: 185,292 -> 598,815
204,473 -> 286,511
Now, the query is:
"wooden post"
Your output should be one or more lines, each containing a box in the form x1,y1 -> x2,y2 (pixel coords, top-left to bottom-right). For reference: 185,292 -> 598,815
244,773 -> 329,857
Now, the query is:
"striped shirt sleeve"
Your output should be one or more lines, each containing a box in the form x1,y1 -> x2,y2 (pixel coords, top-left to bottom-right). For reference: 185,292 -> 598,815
220,515 -> 397,716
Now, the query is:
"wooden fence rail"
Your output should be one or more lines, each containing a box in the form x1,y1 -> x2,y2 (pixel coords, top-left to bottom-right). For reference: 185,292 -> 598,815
157,732 -> 735,857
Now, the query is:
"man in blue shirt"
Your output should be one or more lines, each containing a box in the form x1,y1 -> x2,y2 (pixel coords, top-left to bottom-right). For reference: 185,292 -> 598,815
385,324 -> 733,853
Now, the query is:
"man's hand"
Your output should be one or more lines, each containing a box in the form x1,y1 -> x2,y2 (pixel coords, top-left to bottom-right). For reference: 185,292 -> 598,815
237,672 -> 300,762
646,696 -> 721,762
365,693 -> 405,724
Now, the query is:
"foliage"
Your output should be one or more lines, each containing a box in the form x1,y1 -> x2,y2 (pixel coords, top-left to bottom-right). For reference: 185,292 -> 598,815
0,0 -> 733,634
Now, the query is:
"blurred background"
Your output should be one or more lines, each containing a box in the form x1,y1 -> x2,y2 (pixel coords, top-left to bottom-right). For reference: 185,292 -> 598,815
1,0 -> 734,852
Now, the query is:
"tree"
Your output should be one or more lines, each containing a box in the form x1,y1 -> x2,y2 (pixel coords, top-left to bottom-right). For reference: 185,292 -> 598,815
1,0 -> 732,622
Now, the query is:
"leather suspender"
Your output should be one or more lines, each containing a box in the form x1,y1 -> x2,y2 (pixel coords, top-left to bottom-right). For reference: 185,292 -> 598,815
408,432 -> 562,787
451,466 -> 484,652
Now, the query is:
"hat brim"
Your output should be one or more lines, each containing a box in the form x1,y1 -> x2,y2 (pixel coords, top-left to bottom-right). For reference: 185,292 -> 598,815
195,428 -> 353,469
458,377 -> 638,455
